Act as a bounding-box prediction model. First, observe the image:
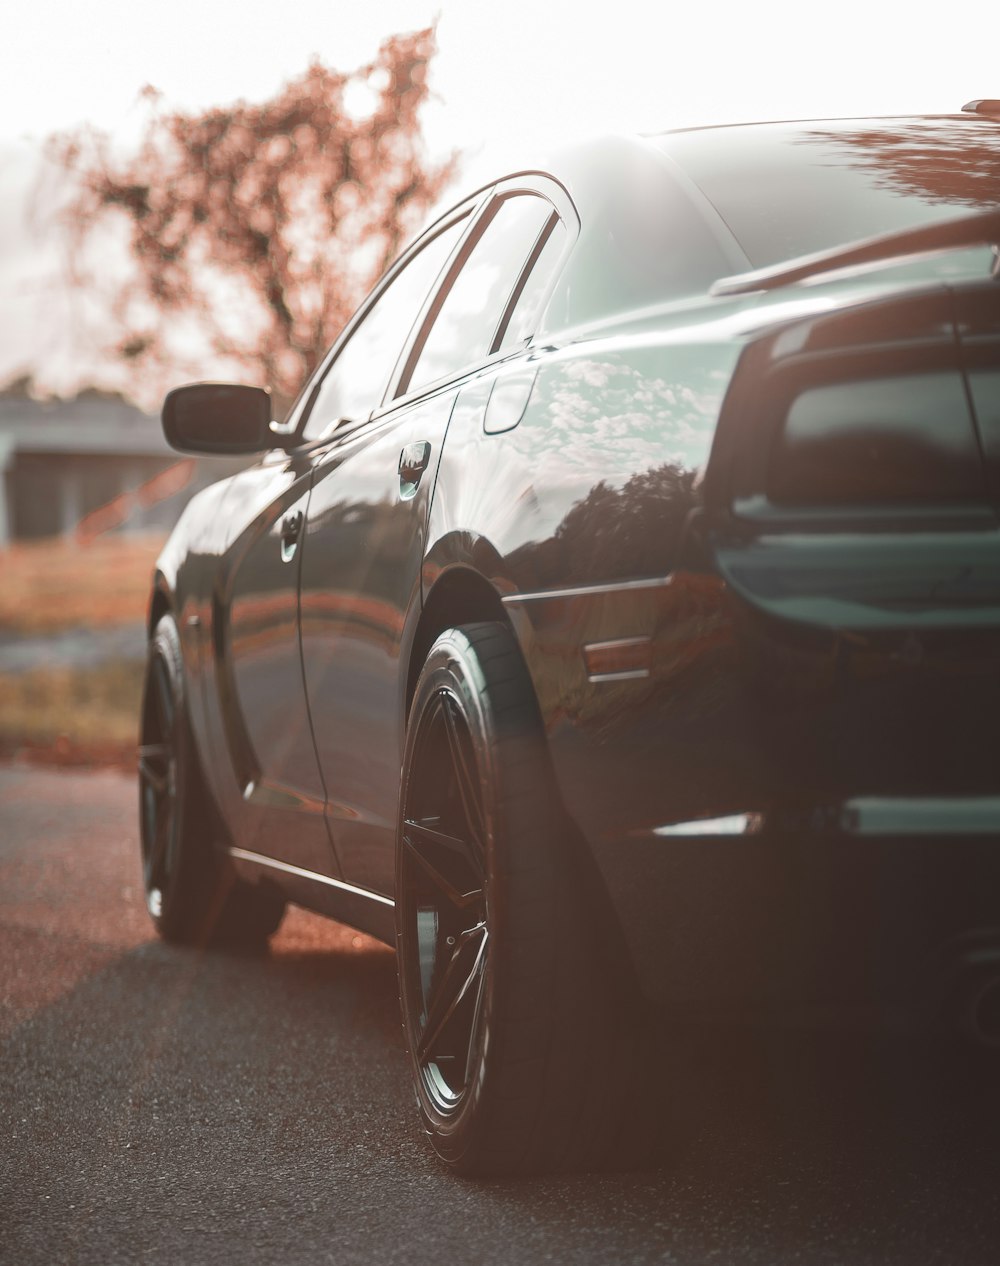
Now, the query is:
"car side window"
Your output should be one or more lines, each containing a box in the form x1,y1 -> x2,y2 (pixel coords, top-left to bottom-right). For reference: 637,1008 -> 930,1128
401,194 -> 555,395
301,215 -> 468,441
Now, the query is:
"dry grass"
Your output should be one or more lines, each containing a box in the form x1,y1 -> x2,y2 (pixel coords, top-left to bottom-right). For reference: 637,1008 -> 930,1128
0,534 -> 160,765
0,534 -> 165,634
0,661 -> 143,748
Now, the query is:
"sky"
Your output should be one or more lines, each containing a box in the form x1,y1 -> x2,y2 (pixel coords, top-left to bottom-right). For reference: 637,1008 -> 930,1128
2,0 -> 997,394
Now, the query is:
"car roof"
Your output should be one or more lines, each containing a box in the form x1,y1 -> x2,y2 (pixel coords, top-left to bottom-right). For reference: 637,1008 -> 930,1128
423,112 -> 1000,248
650,114 -> 1000,272
411,114 -> 1000,339
654,111 -> 993,136
529,112 -> 998,201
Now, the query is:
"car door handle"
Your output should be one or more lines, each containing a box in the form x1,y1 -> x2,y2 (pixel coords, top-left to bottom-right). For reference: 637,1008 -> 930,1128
399,441 -> 432,498
279,510 -> 303,562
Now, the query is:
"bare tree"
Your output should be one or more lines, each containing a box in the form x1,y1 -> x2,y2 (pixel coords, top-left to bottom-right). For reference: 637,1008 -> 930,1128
50,27 -> 457,413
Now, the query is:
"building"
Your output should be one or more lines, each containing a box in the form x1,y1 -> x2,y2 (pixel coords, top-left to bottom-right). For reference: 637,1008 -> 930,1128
0,387 -> 248,545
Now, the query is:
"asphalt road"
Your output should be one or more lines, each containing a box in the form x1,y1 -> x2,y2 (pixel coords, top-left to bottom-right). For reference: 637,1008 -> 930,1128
2,764 -> 999,1265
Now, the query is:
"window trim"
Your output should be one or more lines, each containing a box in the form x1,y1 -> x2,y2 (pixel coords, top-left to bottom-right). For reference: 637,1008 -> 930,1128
284,195 -> 483,446
392,191 -> 521,399
490,210 -> 560,355
382,173 -> 578,412
285,172 -> 578,447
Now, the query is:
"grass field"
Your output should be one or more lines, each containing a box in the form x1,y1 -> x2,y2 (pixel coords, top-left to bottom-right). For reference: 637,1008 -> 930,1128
0,535 -> 163,764
0,660 -> 143,747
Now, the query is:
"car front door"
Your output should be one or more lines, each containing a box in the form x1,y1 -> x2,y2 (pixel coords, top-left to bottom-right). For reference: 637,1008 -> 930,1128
202,447 -> 331,875
200,205 -> 476,877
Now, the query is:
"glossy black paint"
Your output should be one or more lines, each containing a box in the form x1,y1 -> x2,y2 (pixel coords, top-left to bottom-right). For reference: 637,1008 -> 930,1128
152,116 -> 1000,1010
162,382 -> 275,454
299,388 -> 456,897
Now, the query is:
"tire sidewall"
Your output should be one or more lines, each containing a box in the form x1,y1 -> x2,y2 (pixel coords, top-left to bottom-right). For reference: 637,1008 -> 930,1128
140,615 -> 201,940
396,629 -> 504,1168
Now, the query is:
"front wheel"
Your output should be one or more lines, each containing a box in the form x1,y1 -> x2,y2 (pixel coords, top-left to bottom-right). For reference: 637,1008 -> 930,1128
397,623 -> 659,1176
139,614 -> 285,947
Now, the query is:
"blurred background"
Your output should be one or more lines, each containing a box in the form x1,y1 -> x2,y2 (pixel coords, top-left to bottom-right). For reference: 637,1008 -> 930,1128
0,0 -> 996,767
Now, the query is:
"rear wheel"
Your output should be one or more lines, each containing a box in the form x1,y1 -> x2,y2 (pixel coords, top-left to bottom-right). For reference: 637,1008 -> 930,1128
396,623 -> 660,1175
139,614 -> 285,947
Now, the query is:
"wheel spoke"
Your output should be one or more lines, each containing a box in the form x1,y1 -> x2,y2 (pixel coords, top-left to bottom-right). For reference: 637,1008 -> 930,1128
145,799 -> 172,884
403,818 -> 484,908
141,657 -> 176,892
152,658 -> 174,733
417,922 -> 488,1062
462,944 -> 490,1089
138,744 -> 170,795
440,695 -> 485,855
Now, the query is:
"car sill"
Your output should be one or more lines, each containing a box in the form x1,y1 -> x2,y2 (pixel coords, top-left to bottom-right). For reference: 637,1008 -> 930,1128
228,847 -> 395,907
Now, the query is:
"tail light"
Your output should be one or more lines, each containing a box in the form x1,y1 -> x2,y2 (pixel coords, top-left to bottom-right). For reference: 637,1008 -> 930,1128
712,289 -> 994,523
766,369 -> 987,507
700,286 -> 1000,631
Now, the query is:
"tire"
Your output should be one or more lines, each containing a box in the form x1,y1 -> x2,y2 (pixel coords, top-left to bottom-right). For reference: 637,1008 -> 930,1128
396,622 -> 660,1176
139,614 -> 286,948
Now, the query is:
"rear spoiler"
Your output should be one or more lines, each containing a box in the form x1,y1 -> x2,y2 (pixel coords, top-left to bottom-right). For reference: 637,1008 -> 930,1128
711,208 -> 1000,298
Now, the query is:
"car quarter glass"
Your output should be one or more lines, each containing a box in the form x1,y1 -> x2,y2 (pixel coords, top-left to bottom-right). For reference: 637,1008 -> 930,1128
300,213 -> 469,441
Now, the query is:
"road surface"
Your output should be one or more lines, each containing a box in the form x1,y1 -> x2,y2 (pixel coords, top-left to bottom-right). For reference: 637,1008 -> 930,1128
2,764 -> 998,1264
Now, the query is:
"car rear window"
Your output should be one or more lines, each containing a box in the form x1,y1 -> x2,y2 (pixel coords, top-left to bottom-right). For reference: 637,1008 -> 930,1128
656,118 -> 1000,268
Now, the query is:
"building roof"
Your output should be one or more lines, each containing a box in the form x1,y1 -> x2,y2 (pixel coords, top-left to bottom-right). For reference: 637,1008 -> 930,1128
0,394 -> 172,459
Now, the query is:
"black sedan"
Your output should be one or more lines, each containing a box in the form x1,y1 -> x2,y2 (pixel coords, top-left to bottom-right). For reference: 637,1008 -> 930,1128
140,106 -> 1000,1175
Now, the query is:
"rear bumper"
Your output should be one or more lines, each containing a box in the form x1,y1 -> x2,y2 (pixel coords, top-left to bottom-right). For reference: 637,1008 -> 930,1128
588,807 -> 1000,1018
506,573 -> 1000,1020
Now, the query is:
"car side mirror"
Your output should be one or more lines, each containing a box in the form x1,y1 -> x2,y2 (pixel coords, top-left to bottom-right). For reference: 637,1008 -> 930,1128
162,382 -> 277,455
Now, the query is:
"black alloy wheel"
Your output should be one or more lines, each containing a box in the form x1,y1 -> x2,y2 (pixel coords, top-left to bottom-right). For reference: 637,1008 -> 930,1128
397,623 -> 661,1176
139,643 -> 181,923
139,614 -> 285,947
398,677 -> 492,1119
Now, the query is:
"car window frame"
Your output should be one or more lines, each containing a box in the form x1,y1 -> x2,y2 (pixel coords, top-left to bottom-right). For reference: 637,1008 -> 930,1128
279,194 -> 485,449
383,173 -> 578,413
492,210 -> 564,355
392,190 -> 552,398
281,173 -> 578,449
